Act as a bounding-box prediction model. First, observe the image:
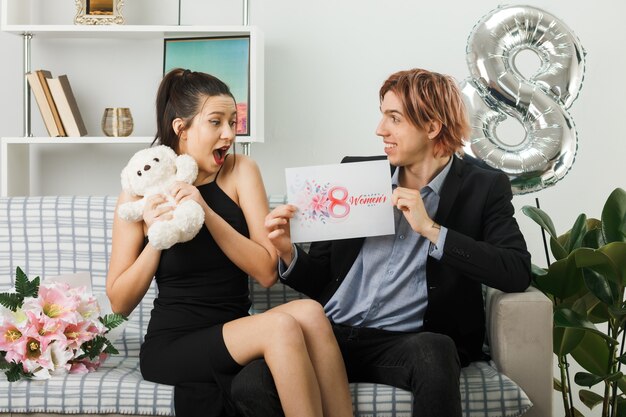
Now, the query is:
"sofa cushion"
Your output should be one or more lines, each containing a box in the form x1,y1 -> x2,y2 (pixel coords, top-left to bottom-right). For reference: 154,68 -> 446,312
351,361 -> 531,417
0,353 -> 530,417
0,196 -> 532,417
0,333 -> 175,415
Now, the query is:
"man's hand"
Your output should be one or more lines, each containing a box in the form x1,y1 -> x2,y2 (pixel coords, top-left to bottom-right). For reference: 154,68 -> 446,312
265,204 -> 297,265
392,187 -> 440,243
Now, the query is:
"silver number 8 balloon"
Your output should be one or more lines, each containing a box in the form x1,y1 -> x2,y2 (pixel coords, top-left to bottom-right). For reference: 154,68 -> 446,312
460,5 -> 586,194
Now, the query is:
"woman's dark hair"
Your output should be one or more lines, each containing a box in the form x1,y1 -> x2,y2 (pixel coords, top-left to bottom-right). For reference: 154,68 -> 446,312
153,68 -> 236,150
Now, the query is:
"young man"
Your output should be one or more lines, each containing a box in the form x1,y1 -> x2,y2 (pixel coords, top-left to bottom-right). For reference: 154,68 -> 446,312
232,68 -> 531,417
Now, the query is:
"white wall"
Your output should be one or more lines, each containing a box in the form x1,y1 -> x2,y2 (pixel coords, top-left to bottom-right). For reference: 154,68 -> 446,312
1,1 -> 624,415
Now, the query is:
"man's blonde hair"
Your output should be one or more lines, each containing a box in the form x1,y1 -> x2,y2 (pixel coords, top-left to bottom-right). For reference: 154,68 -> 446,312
379,69 -> 470,157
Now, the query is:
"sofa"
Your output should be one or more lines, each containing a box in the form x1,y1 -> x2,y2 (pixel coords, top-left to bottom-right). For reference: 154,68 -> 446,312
0,196 -> 553,417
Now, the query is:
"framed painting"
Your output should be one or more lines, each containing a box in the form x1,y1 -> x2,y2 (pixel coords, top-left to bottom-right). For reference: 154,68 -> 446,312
164,36 -> 251,136
74,0 -> 125,25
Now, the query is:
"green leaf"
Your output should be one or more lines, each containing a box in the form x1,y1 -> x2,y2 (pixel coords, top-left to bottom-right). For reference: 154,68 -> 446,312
574,370 -> 622,390
554,327 -> 585,356
0,292 -> 22,311
571,292 -> 607,322
550,236 -> 569,261
570,332 -> 612,378
575,371 -> 604,387
554,307 -> 619,345
15,266 -> 27,284
568,214 -> 588,252
82,336 -> 106,360
102,337 -> 119,355
534,256 -> 584,300
14,267 -> 39,299
531,263 -> 548,277
523,206 -> 569,259
608,305 -> 626,324
4,362 -> 30,382
602,188 -> 626,244
575,248 -> 621,286
582,265 -> 618,306
522,205 -> 559,238
617,398 -> 626,417
599,242 -> 626,285
606,371 -> 624,383
570,291 -> 600,315
5,367 -> 21,382
0,353 -> 9,370
588,301 -> 610,323
579,389 -> 604,409
583,219 -> 605,249
101,313 -> 127,330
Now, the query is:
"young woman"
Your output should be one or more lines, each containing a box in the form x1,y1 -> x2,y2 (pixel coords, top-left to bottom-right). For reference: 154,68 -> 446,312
106,68 -> 353,417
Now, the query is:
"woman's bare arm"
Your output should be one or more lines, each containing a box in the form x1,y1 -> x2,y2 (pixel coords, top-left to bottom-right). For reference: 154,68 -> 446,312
106,192 -> 168,316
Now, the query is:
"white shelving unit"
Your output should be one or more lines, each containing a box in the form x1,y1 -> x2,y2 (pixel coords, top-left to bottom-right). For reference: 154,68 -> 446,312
0,0 -> 264,196
1,136 -> 154,196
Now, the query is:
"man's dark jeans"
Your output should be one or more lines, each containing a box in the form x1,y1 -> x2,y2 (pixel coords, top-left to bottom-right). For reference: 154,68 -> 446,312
231,324 -> 462,417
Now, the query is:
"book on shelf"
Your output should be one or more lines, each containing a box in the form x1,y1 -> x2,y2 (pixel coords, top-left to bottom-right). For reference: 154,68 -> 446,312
35,70 -> 66,137
47,75 -> 88,137
26,70 -> 64,137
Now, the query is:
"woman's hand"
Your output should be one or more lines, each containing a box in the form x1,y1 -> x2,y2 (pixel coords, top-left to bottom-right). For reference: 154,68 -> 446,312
170,181 -> 209,211
143,194 -> 174,229
265,204 -> 297,264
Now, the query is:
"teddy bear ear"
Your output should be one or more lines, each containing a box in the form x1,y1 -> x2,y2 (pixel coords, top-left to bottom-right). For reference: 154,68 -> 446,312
175,154 -> 199,184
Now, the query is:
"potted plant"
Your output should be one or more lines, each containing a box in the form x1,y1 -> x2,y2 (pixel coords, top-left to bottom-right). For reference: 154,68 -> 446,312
523,187 -> 626,417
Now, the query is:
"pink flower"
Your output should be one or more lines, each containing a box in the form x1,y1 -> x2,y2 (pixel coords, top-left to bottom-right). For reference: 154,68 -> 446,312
19,328 -> 77,375
63,320 -> 96,351
20,340 -> 72,378
68,361 -> 90,374
0,325 -> 27,364
22,281 -> 81,324
16,337 -> 66,377
75,291 -> 101,321
20,337 -> 48,373
69,353 -> 107,374
23,311 -> 67,354
309,193 -> 329,213
1,326 -> 22,345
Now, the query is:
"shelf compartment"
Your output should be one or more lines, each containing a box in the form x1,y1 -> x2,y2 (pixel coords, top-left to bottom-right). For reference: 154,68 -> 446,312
1,136 -> 154,196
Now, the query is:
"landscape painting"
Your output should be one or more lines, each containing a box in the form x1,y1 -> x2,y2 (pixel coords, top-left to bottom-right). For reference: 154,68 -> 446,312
164,36 -> 251,136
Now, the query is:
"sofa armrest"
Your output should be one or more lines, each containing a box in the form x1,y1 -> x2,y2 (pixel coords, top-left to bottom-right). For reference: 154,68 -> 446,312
485,286 -> 553,417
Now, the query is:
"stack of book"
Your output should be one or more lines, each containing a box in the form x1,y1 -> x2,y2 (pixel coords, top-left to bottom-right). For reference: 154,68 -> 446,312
26,70 -> 88,137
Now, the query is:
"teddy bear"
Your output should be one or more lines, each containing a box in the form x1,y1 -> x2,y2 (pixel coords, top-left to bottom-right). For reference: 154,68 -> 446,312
118,145 -> 205,250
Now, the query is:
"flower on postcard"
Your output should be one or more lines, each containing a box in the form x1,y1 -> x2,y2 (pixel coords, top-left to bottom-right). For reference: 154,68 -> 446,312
298,180 -> 331,223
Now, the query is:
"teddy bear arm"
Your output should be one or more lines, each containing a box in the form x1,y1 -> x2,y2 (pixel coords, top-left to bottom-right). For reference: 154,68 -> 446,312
118,199 -> 146,222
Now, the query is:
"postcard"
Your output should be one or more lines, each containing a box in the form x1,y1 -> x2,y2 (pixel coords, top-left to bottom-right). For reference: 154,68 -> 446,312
286,160 -> 395,243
